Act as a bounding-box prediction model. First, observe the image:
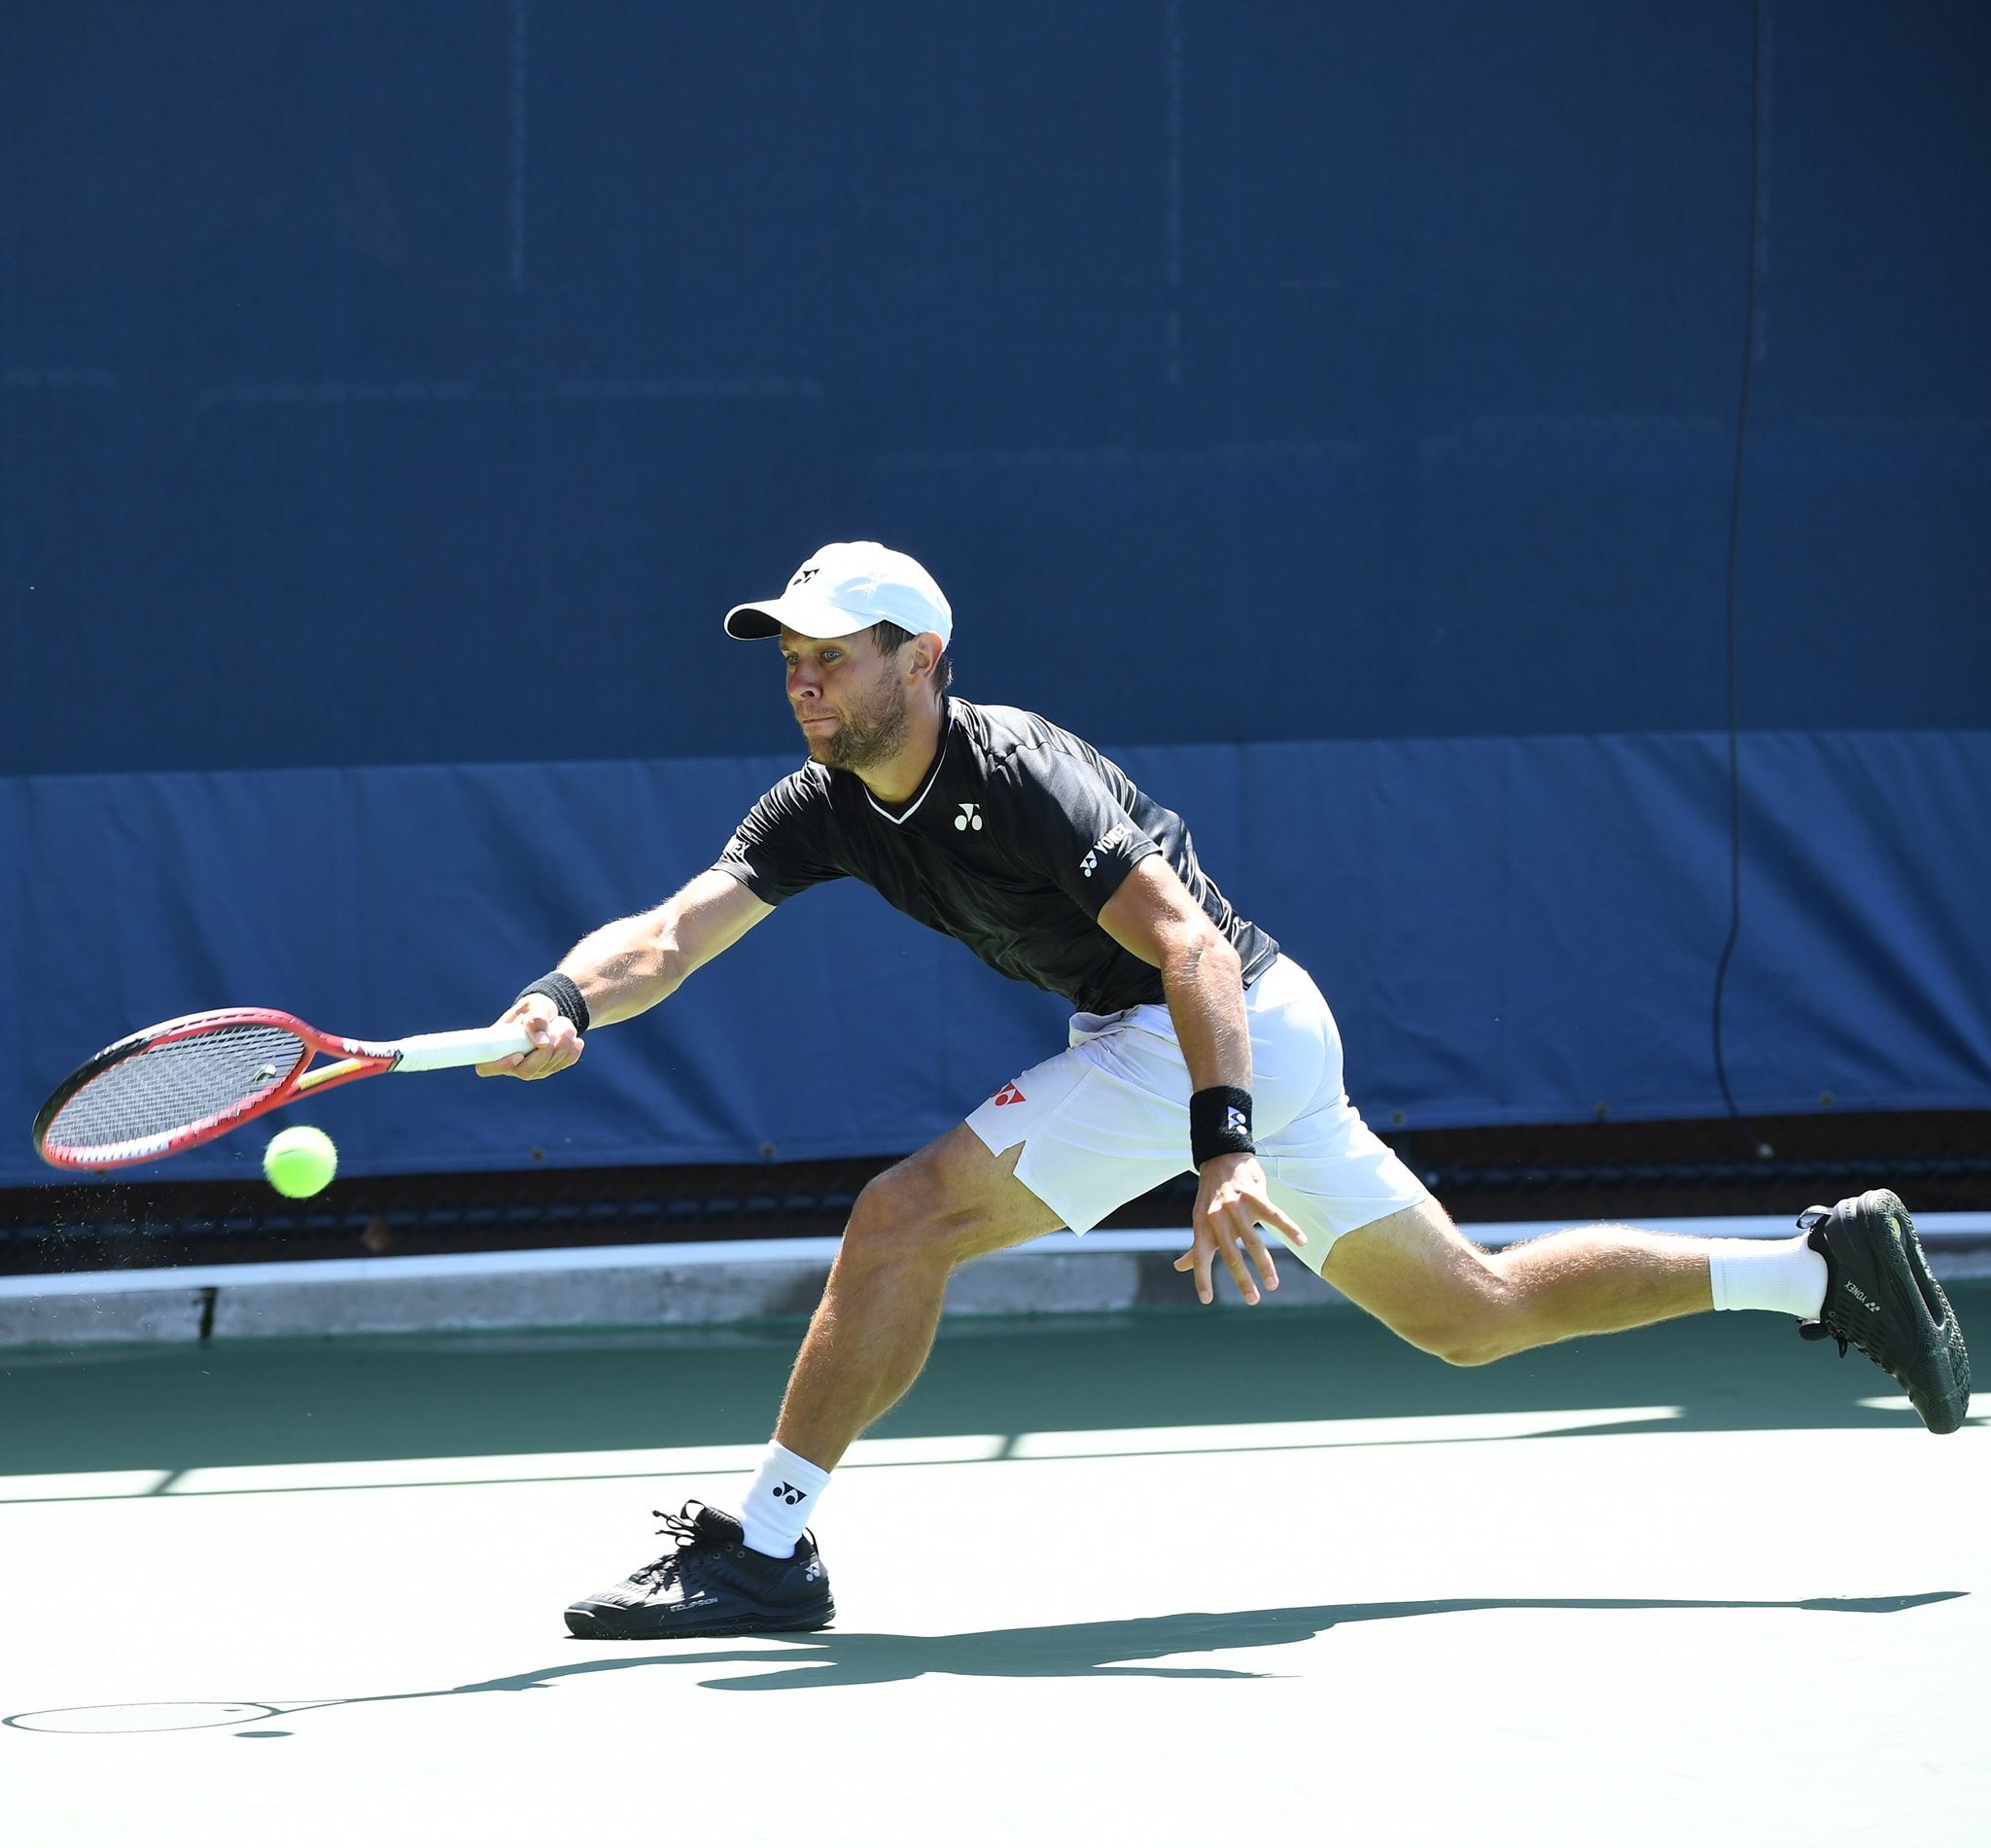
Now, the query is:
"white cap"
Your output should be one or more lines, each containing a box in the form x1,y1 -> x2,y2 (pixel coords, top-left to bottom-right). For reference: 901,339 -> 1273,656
724,540 -> 953,646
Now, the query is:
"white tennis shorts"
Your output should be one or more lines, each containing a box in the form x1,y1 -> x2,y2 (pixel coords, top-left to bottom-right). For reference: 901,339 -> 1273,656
964,955 -> 1429,1273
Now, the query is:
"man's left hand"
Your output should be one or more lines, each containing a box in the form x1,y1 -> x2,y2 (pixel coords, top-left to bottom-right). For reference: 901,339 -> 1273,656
1174,1151 -> 1309,1306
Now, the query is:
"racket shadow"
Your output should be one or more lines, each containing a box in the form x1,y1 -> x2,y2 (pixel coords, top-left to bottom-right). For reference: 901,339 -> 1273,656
653,1589 -> 1965,1691
4,1590 -> 1960,1730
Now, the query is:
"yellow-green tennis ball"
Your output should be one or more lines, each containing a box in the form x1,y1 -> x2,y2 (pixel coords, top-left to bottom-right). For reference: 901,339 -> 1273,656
263,1125 -> 337,1199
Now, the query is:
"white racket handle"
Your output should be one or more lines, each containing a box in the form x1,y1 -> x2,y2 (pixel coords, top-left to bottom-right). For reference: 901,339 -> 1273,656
390,1025 -> 538,1072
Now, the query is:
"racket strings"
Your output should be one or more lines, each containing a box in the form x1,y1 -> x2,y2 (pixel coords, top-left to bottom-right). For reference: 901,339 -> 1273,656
44,1024 -> 308,1158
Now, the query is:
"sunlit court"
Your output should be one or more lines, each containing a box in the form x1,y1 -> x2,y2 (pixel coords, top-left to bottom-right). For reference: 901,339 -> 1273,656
4,1292 -> 1989,1843
5,2 -> 1989,1845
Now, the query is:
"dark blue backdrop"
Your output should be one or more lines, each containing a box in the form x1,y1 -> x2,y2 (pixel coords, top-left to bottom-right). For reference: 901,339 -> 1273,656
4,3 -> 1987,1189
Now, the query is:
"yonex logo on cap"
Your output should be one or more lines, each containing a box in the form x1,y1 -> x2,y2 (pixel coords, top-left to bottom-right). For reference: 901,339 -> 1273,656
727,541 -> 954,645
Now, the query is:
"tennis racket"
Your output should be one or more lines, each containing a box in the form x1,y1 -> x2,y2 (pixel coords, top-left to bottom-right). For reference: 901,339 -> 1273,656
32,1007 -> 534,1171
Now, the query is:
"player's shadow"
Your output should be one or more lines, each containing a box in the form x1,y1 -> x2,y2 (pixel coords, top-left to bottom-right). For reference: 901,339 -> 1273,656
531,1589 -> 1961,1693
5,1592 -> 1959,1736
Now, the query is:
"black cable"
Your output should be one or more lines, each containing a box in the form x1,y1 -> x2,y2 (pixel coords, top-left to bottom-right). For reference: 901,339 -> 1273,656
1711,0 -> 1766,1134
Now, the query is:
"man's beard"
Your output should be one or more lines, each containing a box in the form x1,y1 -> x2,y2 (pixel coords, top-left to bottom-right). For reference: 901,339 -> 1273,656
803,680 -> 910,771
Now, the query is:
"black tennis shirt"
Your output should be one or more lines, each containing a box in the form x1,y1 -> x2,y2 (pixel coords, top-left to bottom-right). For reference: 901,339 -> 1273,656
714,699 -> 1278,1015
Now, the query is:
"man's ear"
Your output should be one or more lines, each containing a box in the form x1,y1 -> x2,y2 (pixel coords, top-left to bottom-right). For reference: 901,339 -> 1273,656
909,634 -> 944,686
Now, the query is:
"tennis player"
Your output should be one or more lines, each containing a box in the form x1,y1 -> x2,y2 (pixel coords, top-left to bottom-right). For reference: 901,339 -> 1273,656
485,540 -> 1972,1640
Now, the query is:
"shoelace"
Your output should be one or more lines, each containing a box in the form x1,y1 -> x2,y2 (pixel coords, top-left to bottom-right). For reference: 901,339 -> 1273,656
1799,1320 -> 1854,1362
1801,1305 -> 1911,1387
628,1503 -> 712,1589
1796,1201 -> 1956,1406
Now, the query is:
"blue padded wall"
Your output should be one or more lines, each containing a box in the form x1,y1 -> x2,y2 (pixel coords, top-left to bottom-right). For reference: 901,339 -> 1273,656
5,2 -> 1986,772
4,4 -> 1988,1184
5,729 -> 1987,1189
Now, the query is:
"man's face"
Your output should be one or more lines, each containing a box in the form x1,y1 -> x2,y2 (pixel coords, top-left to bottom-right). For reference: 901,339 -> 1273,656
779,627 -> 911,771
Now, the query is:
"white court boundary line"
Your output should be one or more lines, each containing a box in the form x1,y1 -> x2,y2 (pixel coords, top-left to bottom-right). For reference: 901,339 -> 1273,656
2,1213 -> 1986,1301
0,1408 -> 1698,1504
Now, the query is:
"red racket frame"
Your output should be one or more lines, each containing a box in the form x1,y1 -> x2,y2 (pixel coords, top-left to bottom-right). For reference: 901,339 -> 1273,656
33,1007 -> 408,1170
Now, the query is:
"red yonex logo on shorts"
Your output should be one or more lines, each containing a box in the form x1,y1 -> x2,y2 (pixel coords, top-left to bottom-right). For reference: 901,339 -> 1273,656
992,1081 -> 1027,1106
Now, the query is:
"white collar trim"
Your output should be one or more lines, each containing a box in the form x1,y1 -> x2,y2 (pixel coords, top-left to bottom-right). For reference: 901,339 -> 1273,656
861,720 -> 951,826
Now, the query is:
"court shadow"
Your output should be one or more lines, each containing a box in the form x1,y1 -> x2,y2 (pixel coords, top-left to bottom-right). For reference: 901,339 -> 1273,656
7,1591 -> 1958,1735
532,1588 -> 1962,1693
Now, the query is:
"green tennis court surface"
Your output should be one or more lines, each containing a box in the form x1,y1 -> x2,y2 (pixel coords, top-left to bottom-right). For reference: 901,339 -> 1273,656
5,1294 -> 1986,1846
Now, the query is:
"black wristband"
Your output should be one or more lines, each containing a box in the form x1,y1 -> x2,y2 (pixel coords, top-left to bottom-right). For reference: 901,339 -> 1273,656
515,971 -> 590,1036
1190,1085 -> 1254,1168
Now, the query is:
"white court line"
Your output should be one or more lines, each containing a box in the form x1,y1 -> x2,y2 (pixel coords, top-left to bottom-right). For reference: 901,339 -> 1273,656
2,1408 -> 1686,1504
0,1470 -> 174,1504
1856,1396 -> 1991,1424
163,1433 -> 1006,1497
5,1212 -> 1986,1302
0,1238 -> 843,1299
1019,1213 -> 1991,1253
32,1403 -> 1974,1507
1008,1407 -> 1683,1459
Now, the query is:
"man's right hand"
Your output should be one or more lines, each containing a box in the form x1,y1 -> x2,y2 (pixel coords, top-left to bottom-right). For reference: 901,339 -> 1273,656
476,996 -> 584,1079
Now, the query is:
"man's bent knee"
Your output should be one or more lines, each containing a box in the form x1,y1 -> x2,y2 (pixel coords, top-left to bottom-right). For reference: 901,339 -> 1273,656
840,1168 -> 962,1270
1378,1285 -> 1517,1367
1324,1202 -> 1519,1366
1396,1259 -> 1544,1367
1408,1317 -> 1514,1369
837,1132 -> 1049,1273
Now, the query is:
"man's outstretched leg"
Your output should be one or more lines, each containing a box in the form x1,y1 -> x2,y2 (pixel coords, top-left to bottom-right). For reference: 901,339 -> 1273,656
766,1126 -> 1063,1471
565,1126 -> 1060,1640
1319,1188 -> 1970,1430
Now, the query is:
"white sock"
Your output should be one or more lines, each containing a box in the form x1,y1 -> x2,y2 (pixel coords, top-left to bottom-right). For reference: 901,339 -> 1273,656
1707,1233 -> 1829,1318
736,1442 -> 831,1559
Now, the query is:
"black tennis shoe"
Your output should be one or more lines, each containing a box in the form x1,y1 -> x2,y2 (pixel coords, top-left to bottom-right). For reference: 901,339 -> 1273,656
1797,1189 -> 1972,1435
564,1502 -> 834,1640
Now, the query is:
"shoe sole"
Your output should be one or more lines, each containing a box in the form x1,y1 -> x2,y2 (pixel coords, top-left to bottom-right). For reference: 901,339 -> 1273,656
563,1598 -> 834,1641
1842,1190 -> 1972,1435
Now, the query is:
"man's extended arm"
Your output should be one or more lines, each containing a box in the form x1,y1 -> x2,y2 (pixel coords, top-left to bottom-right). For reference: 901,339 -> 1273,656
1098,854 -> 1250,1095
479,868 -> 772,1078
1098,856 -> 1306,1305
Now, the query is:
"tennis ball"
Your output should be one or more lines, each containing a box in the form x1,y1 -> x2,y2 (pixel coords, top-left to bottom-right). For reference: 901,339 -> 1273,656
263,1125 -> 337,1199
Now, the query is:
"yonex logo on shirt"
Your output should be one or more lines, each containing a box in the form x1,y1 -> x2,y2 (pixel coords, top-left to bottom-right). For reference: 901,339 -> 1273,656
1080,821 -> 1135,876
993,1082 -> 1027,1106
716,701 -> 1279,1016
